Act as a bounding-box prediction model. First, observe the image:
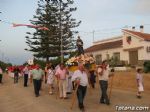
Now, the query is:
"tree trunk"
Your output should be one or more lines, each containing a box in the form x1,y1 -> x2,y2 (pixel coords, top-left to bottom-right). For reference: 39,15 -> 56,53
46,56 -> 49,63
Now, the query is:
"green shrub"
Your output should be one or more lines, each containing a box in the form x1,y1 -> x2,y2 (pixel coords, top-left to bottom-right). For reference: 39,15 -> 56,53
0,61 -> 12,71
109,57 -> 125,67
143,61 -> 150,73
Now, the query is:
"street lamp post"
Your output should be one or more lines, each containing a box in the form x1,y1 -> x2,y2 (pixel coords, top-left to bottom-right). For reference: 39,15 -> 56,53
45,0 -> 63,63
59,0 -> 63,63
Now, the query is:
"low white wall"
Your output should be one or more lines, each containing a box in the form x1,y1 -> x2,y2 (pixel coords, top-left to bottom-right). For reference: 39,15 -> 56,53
113,67 -> 131,71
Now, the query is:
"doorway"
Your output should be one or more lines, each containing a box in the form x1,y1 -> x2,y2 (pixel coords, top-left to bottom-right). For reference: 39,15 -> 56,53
129,50 -> 138,65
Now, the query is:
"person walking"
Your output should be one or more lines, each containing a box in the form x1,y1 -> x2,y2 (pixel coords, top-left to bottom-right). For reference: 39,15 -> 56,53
23,65 -> 29,87
136,68 -> 144,99
13,66 -> 20,84
71,63 -> 88,112
0,67 -> 3,84
66,71 -> 73,94
89,70 -> 96,88
55,63 -> 68,99
30,64 -> 44,97
97,60 -> 111,105
44,63 -> 50,84
47,66 -> 55,95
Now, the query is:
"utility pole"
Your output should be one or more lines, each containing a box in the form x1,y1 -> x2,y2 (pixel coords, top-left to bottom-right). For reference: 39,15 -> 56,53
93,30 -> 95,43
59,0 -> 63,63
0,11 -> 1,22
1,53 -> 4,62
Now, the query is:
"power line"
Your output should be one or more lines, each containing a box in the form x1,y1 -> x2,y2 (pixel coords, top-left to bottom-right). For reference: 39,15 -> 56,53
78,24 -> 150,35
76,24 -> 150,41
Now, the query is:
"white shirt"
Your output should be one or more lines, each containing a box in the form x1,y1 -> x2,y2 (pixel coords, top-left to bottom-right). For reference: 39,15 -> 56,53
71,70 -> 88,87
97,65 -> 110,81
23,67 -> 29,74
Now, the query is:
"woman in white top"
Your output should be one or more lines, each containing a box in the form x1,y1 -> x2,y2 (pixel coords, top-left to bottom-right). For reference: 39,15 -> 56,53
47,66 -> 55,95
66,71 -> 73,94
23,66 -> 29,87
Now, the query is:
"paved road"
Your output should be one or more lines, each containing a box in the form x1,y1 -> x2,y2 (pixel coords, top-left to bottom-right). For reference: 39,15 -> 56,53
0,74 -> 150,112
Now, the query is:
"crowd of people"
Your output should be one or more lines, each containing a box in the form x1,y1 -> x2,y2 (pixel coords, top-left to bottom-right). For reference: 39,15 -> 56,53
0,36 -> 145,112
0,60 -> 145,112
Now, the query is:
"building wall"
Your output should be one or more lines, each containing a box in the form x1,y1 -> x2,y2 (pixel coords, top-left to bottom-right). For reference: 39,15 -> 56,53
142,41 -> 150,60
86,31 -> 150,65
88,47 -> 128,61
123,31 -> 150,61
121,50 -> 129,63
122,32 -> 144,50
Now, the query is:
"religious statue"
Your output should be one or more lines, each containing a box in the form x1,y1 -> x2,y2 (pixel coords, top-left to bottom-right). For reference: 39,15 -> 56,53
76,36 -> 84,55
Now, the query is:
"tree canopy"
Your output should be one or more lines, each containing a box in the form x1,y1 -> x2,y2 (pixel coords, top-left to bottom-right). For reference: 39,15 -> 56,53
25,0 -> 81,62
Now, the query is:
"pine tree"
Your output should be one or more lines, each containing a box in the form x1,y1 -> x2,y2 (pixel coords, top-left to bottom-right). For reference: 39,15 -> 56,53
25,0 -> 81,62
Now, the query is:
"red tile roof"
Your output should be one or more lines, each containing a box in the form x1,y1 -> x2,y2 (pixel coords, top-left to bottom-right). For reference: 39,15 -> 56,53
85,29 -> 150,53
85,40 -> 122,53
123,29 -> 150,41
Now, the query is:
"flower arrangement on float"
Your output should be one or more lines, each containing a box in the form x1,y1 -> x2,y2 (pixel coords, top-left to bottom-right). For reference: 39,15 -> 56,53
66,54 -> 96,72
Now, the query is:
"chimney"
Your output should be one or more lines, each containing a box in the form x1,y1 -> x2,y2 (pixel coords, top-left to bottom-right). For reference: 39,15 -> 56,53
132,26 -> 135,31
140,25 -> 144,33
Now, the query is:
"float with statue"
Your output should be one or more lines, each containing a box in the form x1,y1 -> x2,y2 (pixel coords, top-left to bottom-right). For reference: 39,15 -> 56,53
66,36 -> 96,72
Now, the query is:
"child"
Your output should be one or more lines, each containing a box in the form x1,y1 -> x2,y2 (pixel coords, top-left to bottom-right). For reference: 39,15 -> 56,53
136,68 -> 144,99
47,66 -> 55,95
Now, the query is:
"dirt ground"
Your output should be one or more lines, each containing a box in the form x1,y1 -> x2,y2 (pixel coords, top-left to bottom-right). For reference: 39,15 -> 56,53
0,71 -> 150,112
111,70 -> 150,93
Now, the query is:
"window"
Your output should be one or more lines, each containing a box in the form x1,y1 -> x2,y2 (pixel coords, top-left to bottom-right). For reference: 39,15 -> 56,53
113,52 -> 120,61
95,54 -> 102,65
106,54 -> 110,60
126,36 -> 132,44
146,46 -> 150,52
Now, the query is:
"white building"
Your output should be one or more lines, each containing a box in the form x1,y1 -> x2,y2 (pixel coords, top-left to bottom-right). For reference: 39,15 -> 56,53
85,26 -> 150,66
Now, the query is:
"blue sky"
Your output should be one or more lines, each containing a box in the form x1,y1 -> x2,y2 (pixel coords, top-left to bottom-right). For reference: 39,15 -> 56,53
0,0 -> 150,65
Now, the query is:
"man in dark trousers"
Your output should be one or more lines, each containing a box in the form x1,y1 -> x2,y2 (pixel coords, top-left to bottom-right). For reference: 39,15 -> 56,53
71,63 -> 88,112
23,65 -> 29,87
97,60 -> 113,105
13,66 -> 20,84
76,36 -> 84,55
30,64 -> 44,97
